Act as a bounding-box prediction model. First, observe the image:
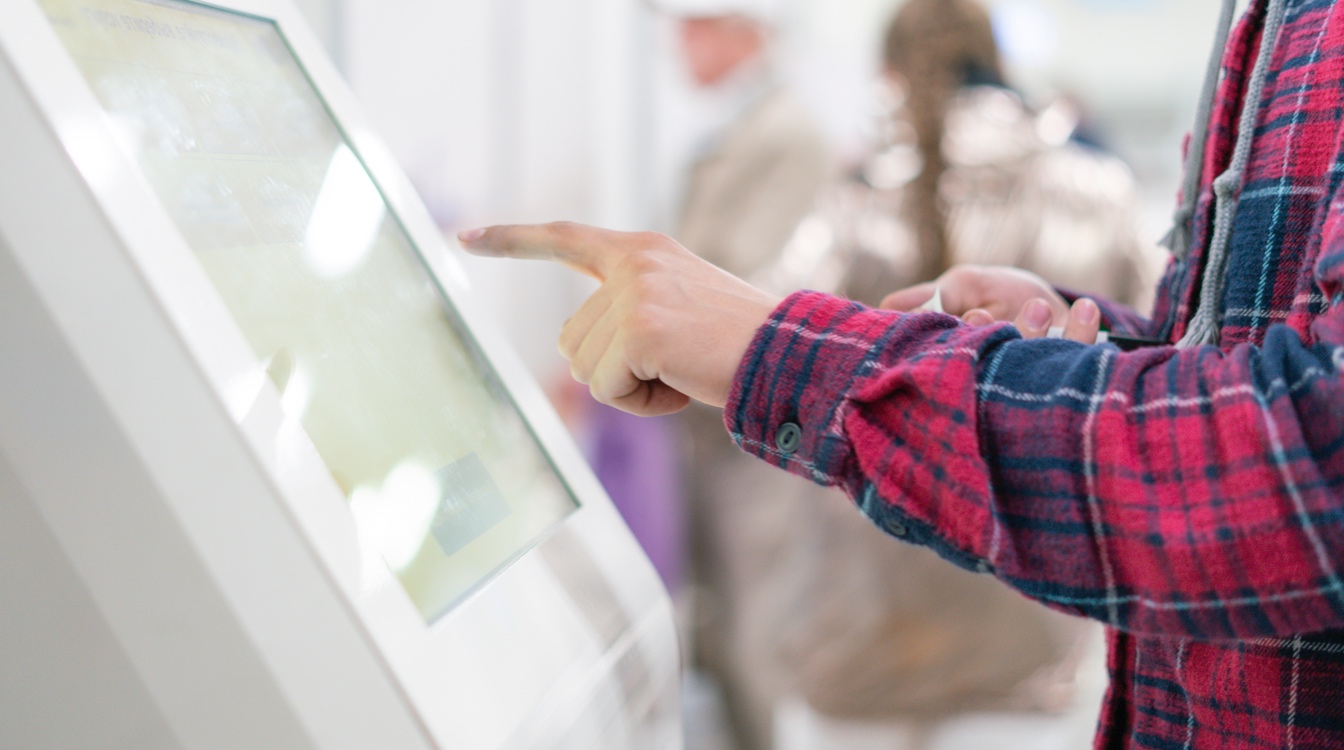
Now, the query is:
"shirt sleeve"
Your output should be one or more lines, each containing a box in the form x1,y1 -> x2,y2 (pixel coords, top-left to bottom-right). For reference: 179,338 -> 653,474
724,282 -> 1344,641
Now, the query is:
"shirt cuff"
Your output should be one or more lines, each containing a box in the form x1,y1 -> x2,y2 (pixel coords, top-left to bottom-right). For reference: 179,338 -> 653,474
722,290 -> 1008,576
722,291 -> 949,486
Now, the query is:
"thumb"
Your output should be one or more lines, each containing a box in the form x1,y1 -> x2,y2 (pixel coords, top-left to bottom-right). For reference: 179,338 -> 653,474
880,282 -> 938,312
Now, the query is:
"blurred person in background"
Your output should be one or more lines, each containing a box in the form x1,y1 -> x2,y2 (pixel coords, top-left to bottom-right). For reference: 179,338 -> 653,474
760,0 -> 1153,310
656,1 -> 836,748
671,0 -> 834,280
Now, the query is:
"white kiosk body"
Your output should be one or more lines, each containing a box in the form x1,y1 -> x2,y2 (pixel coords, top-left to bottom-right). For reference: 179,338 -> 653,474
0,0 -> 681,747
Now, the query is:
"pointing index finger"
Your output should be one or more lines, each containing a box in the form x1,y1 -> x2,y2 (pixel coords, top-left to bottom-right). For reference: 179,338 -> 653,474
457,222 -> 626,281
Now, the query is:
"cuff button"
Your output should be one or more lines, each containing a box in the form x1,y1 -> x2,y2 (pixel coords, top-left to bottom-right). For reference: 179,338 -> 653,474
775,422 -> 802,455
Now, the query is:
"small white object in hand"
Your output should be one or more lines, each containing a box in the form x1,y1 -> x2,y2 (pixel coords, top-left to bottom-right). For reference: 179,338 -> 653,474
918,287 -> 945,314
1048,326 -> 1109,343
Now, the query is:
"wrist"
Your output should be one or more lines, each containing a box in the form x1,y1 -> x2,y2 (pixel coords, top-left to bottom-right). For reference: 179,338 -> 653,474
723,292 -> 883,484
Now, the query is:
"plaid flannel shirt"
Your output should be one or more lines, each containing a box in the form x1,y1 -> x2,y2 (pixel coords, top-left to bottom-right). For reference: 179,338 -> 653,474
725,1 -> 1344,747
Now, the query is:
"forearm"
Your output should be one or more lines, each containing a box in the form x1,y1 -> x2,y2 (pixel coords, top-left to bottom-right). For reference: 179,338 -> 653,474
726,291 -> 1344,640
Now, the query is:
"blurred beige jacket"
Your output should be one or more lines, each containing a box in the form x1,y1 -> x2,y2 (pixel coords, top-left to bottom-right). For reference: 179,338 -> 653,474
761,85 -> 1156,309
678,86 -> 835,280
677,84 -> 835,750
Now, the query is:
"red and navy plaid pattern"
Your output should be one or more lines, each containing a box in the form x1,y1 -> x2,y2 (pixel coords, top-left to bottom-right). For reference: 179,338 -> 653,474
725,1 -> 1344,747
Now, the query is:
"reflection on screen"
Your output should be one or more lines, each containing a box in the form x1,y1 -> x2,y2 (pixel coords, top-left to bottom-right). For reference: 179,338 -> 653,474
40,0 -> 578,622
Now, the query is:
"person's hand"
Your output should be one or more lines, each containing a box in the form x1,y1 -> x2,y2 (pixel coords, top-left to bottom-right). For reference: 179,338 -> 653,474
880,264 -> 1101,344
459,222 -> 782,416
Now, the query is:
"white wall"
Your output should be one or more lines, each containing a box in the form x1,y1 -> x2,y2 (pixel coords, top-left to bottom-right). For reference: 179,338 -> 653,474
336,0 -> 656,378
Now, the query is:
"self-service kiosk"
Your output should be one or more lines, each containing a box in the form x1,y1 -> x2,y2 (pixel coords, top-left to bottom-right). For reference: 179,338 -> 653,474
0,0 -> 681,747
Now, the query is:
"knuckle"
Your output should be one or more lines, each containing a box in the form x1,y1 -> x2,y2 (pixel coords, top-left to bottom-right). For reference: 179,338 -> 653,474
569,358 -> 592,385
951,264 -> 987,287
616,251 -> 666,283
629,271 -> 667,300
637,231 -> 677,252
941,265 -> 975,293
544,221 -> 583,242
557,326 -> 579,358
587,369 -> 625,408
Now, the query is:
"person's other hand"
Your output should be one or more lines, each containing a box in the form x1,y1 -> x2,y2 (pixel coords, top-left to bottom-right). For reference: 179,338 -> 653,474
880,264 -> 1100,344
459,222 -> 782,416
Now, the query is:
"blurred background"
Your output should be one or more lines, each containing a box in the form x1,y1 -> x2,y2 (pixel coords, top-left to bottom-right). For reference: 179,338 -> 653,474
289,0 -> 1225,381
288,2 -> 1231,747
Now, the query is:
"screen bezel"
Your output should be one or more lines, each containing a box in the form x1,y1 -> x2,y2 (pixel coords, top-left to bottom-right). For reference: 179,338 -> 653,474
1,0 -> 670,746
34,0 -> 585,623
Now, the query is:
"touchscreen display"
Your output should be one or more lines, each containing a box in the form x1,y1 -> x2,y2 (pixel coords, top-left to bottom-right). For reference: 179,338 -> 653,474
40,0 -> 578,622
